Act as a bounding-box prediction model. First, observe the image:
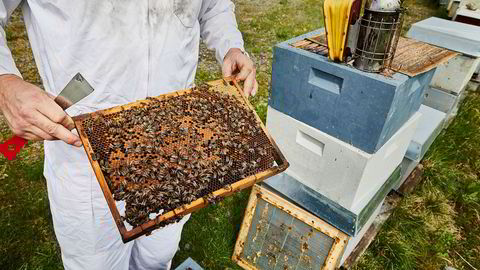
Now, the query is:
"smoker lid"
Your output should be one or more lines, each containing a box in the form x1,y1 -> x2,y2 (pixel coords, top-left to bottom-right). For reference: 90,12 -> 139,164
406,17 -> 480,57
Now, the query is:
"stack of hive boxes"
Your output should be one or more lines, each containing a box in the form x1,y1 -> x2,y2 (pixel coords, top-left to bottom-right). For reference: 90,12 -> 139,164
394,18 -> 480,185
408,18 -> 480,125
258,28 -> 436,267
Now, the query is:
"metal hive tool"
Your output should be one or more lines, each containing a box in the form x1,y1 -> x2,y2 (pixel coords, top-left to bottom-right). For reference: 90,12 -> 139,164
74,78 -> 289,242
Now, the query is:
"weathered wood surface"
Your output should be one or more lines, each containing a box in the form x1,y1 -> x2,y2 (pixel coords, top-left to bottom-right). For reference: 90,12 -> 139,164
391,37 -> 458,77
291,34 -> 458,77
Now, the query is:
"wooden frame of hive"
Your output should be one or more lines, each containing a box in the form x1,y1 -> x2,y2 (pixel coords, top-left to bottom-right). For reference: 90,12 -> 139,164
73,77 -> 289,242
233,184 -> 348,270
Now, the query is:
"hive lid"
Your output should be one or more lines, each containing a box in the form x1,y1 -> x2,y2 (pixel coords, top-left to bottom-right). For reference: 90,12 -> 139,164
290,29 -> 456,77
390,37 -> 459,77
456,7 -> 480,19
407,17 -> 480,57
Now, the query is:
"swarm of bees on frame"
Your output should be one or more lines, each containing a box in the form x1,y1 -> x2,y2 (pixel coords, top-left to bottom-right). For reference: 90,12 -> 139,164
82,83 -> 275,227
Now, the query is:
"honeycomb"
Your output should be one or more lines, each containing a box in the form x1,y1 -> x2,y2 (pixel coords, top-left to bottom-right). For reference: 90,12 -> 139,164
78,82 -> 278,227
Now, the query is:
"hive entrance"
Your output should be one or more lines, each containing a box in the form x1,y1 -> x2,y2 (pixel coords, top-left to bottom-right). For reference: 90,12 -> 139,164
77,81 -> 280,230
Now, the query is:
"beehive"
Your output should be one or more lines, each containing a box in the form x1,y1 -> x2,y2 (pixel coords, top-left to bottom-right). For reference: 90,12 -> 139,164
270,28 -> 433,154
233,185 -> 348,270
407,17 -> 480,95
73,78 -> 288,242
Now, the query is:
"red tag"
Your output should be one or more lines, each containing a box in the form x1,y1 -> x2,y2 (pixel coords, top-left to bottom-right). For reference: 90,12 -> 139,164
0,136 -> 28,160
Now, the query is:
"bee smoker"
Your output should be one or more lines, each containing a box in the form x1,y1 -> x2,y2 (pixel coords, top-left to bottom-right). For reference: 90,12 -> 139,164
353,7 -> 405,72
323,0 -> 404,73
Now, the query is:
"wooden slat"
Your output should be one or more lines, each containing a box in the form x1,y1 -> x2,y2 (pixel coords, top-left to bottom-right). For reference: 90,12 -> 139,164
398,164 -> 424,195
232,185 -> 261,270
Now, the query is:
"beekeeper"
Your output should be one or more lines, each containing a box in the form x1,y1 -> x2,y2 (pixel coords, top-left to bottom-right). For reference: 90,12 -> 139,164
0,1 -> 256,269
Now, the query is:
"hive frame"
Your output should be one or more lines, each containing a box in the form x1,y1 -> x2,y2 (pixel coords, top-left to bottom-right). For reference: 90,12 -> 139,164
73,77 -> 289,242
233,184 -> 348,270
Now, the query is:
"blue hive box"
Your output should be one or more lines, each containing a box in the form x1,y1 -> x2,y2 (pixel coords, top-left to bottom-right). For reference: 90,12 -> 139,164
269,29 -> 435,154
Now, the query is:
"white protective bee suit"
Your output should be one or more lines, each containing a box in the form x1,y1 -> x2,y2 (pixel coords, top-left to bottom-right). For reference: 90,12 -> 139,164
0,1 -> 244,269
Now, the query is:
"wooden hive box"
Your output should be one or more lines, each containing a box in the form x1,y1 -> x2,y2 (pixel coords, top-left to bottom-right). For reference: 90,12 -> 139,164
233,184 -> 348,270
73,78 -> 289,242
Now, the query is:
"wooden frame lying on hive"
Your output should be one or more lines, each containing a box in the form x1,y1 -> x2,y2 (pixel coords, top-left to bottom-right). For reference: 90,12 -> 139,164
233,184 -> 348,270
73,77 -> 289,242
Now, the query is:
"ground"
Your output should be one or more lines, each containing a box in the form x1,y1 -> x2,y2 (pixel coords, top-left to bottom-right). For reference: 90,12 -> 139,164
0,0 -> 479,269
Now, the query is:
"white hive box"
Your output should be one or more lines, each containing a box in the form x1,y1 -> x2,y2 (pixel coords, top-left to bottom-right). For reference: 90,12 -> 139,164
454,7 -> 480,24
429,55 -> 480,95
453,0 -> 480,26
395,105 -> 445,190
266,106 -> 421,212
175,258 -> 203,270
469,79 -> 480,92
407,17 -> 480,95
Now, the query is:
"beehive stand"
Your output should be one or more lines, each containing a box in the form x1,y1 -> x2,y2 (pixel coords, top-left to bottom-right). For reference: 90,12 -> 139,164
73,78 -> 288,242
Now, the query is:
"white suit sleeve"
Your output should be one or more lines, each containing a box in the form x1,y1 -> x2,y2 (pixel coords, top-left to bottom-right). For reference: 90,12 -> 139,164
199,0 -> 245,64
0,0 -> 22,77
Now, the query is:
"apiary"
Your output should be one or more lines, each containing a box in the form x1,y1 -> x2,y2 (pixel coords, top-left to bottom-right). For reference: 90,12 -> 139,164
73,78 -> 288,242
232,184 -> 348,270
266,106 -> 420,212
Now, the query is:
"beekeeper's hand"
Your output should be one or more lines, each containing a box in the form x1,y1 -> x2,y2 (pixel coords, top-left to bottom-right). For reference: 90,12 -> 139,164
222,48 -> 258,97
0,74 -> 81,146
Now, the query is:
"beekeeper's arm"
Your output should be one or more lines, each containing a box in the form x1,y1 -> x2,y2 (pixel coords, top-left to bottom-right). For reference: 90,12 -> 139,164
0,1 -> 80,146
200,0 -> 258,96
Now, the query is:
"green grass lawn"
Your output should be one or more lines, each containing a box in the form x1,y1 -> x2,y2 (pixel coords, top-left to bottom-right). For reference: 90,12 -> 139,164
1,1 -> 479,269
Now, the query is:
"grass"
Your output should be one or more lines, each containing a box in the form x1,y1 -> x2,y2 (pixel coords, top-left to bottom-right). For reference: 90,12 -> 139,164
354,92 -> 480,270
0,0 -> 479,269
0,127 -> 62,270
